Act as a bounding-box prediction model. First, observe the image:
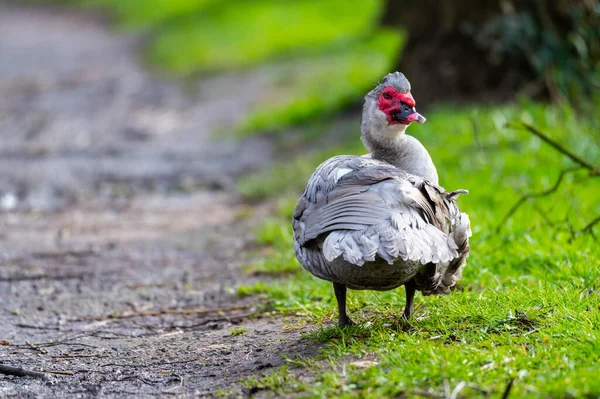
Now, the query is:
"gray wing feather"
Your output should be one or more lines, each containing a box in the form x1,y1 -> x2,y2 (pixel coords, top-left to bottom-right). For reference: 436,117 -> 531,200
303,191 -> 391,241
293,154 -> 470,292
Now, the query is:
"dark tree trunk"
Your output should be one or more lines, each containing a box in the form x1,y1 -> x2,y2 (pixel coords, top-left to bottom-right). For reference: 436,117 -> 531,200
383,0 -> 590,105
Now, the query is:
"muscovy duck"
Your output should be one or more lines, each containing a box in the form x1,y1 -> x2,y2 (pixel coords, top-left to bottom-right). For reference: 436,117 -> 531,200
292,72 -> 471,327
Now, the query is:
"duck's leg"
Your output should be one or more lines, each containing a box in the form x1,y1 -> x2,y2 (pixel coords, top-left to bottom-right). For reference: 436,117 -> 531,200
333,282 -> 354,327
402,279 -> 417,319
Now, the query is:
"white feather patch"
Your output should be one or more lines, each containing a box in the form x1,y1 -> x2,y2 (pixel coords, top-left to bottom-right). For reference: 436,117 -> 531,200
334,167 -> 353,183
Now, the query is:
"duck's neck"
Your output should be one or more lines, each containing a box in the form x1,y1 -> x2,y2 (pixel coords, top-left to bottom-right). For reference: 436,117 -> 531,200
361,127 -> 439,185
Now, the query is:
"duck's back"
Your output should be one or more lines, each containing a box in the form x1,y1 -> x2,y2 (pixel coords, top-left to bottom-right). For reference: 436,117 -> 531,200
292,155 -> 470,293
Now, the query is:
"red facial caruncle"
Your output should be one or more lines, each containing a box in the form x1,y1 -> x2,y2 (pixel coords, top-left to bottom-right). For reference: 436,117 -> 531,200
376,86 -> 426,125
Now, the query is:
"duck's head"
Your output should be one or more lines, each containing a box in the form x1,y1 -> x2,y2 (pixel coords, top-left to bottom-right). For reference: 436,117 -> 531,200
361,72 -> 425,146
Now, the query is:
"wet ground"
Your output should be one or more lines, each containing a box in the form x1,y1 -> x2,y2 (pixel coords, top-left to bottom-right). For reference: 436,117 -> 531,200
0,4 -> 317,397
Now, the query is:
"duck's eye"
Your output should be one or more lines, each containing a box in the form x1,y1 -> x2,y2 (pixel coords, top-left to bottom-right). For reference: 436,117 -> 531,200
403,104 -> 411,112
383,92 -> 392,100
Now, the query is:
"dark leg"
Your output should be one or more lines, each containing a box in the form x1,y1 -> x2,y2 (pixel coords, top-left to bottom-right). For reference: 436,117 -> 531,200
403,279 -> 417,320
333,282 -> 354,327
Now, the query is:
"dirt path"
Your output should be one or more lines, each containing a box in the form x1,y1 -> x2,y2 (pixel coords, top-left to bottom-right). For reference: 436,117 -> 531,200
0,4 -> 314,397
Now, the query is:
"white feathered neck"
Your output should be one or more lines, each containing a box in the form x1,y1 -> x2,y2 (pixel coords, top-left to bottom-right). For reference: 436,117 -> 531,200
360,98 -> 439,185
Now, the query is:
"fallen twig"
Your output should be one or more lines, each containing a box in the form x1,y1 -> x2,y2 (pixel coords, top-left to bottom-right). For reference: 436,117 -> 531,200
496,167 -> 581,232
16,323 -> 60,330
51,354 -> 109,359
404,390 -> 443,398
450,381 -> 466,399
25,340 -> 48,354
101,357 -> 200,369
32,250 -> 97,259
579,215 -> 600,239
464,382 -> 489,395
501,378 -> 515,399
174,311 -> 256,330
0,273 -> 92,282
497,123 -> 600,234
0,364 -> 49,380
163,373 -> 184,393
68,304 -> 252,322
41,369 -> 74,376
14,341 -> 98,351
506,122 -> 598,173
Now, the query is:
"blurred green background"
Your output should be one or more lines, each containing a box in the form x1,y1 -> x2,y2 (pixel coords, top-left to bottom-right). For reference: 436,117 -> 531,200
18,0 -> 600,396
42,0 -> 600,131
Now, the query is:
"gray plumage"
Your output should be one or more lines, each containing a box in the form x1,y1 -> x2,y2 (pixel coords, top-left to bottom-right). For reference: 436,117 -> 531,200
292,72 -> 471,326
293,156 -> 469,292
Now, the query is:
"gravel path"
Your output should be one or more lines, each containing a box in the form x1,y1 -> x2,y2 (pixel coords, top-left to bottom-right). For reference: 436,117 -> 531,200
0,3 -> 273,212
0,4 -> 314,397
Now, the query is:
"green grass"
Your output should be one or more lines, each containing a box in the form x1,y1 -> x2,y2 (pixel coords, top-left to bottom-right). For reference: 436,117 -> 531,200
237,101 -> 600,397
229,326 -> 249,336
147,0 -> 385,75
242,214 -> 301,276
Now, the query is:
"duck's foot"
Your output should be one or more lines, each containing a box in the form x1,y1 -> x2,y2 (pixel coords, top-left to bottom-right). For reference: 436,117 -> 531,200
338,315 -> 355,328
402,280 -> 416,320
333,282 -> 354,328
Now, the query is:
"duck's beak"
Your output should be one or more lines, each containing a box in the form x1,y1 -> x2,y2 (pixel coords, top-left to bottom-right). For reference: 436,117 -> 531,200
407,111 -> 426,124
394,107 -> 426,125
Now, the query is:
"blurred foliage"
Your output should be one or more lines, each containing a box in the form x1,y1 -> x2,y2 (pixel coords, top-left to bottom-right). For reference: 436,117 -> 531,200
33,0 -> 597,131
74,0 -> 388,73
237,31 -> 403,133
468,1 -> 600,103
66,0 -> 400,132
147,0 -> 385,74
